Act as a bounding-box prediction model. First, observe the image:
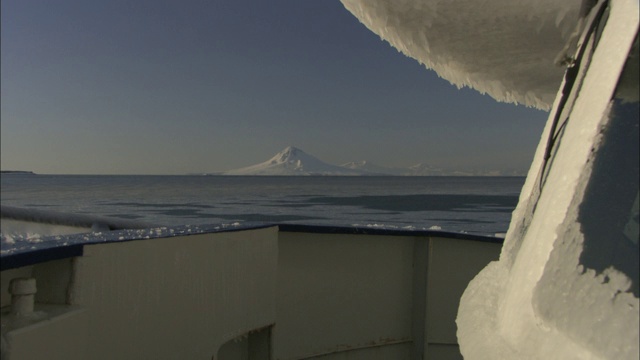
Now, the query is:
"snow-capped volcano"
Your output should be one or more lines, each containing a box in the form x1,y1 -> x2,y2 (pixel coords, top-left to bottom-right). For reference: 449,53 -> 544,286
223,147 -> 369,176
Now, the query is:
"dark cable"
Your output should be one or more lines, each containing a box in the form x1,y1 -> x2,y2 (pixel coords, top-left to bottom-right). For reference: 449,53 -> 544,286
538,0 -> 609,191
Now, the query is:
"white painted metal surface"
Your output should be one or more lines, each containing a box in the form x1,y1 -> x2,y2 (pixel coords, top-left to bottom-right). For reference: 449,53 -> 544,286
1,227 -> 500,360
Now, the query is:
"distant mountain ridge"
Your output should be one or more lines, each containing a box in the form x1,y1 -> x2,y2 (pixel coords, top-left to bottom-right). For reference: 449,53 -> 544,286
340,160 -> 404,175
217,146 -> 523,176
222,147 -> 370,176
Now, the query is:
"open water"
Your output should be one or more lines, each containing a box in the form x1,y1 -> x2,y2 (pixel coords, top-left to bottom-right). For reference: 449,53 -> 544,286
1,174 -> 524,236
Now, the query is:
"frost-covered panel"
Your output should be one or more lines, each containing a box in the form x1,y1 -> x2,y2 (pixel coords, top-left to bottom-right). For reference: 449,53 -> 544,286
533,35 -> 639,359
457,0 -> 639,358
340,0 -> 582,109
498,2 -> 604,269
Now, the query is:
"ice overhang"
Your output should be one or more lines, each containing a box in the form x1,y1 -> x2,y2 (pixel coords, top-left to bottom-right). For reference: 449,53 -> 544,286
340,0 -> 585,110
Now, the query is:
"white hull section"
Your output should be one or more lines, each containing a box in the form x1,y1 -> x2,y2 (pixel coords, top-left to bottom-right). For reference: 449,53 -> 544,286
1,226 -> 500,360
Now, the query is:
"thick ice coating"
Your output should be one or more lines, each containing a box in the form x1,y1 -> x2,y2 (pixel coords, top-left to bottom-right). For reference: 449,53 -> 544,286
340,0 -> 583,109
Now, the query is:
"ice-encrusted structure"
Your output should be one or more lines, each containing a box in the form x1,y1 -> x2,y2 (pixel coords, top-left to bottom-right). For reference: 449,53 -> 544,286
340,0 -> 583,109
341,0 -> 639,359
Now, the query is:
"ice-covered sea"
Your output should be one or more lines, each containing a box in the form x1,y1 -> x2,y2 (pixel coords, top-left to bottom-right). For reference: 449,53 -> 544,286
1,174 -> 524,251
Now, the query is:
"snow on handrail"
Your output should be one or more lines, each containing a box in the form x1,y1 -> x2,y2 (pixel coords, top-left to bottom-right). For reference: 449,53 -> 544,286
1,205 -> 158,231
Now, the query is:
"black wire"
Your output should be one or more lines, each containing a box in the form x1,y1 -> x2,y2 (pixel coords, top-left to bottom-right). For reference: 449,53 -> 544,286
538,0 -> 609,191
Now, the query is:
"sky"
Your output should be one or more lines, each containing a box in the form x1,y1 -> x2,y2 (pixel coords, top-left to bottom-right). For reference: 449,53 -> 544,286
1,0 -> 549,175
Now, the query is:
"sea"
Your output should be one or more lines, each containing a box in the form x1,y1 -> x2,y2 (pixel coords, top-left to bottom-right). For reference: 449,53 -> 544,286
1,174 -> 524,240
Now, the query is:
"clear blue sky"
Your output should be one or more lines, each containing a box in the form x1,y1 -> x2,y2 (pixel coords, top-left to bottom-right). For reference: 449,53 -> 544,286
1,0 -> 548,175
